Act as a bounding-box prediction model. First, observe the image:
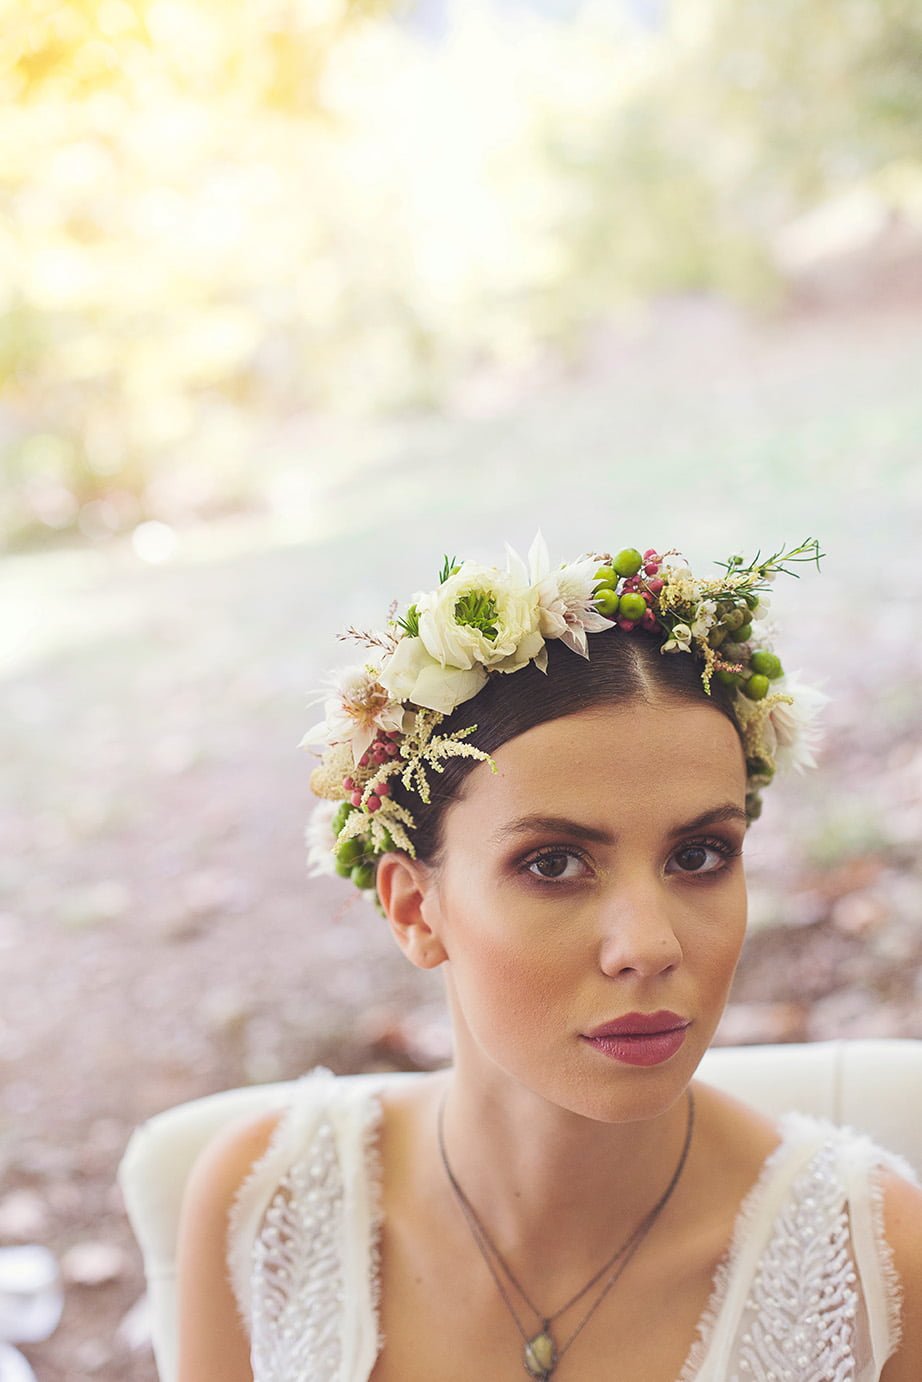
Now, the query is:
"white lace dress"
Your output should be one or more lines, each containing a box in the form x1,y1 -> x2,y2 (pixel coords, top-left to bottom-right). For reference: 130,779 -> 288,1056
225,1065 -> 916,1382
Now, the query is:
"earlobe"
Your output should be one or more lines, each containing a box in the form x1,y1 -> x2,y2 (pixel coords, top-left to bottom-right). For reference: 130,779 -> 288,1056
375,853 -> 448,970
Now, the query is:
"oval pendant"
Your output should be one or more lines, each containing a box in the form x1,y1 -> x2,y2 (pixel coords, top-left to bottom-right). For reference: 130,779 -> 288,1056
524,1328 -> 557,1378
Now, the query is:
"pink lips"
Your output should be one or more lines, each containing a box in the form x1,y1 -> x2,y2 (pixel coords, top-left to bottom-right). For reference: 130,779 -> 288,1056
581,1010 -> 691,1067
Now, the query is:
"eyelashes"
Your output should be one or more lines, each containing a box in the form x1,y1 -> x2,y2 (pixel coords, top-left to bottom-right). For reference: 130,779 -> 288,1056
520,836 -> 742,886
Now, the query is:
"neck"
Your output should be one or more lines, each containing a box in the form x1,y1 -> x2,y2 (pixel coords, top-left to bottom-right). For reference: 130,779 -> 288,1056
432,1052 -> 695,1282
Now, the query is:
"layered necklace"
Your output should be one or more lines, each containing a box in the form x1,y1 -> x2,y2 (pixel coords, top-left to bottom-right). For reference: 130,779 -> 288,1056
436,1086 -> 695,1380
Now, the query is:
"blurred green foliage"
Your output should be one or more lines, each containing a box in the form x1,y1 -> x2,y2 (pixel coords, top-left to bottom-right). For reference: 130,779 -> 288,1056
1,0 -> 920,548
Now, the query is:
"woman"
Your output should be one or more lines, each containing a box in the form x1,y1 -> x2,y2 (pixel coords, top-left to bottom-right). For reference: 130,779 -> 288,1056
176,536 -> 922,1381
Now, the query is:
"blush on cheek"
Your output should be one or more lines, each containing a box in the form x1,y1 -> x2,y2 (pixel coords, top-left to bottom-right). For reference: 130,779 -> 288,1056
453,928 -> 569,1038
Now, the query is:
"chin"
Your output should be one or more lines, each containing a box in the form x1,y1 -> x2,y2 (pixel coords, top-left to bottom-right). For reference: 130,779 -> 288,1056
528,1046 -> 695,1124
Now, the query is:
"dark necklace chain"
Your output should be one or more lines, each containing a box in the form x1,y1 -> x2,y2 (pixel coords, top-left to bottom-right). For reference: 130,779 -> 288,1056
437,1086 -> 695,1378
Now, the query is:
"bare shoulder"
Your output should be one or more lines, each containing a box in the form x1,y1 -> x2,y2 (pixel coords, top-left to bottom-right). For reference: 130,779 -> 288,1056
878,1165 -> 922,1382
175,1104 -> 286,1382
690,1077 -> 785,1176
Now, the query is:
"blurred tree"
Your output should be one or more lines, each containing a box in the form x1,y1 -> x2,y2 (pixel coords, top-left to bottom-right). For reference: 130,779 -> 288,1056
0,0 -> 401,109
0,0 -> 919,549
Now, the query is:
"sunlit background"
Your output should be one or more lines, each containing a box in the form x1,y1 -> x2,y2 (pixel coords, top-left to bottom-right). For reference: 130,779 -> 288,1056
2,1 -> 922,1377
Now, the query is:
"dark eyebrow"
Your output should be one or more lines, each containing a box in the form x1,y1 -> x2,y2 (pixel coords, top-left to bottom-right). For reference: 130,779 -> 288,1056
490,803 -> 747,847
490,814 -> 615,846
665,804 -> 749,837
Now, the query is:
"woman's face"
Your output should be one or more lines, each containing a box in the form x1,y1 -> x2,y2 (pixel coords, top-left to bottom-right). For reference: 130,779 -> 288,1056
414,698 -> 749,1121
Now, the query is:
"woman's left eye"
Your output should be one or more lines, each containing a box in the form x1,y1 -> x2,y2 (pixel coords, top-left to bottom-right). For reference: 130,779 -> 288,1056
666,838 -> 738,876
523,848 -> 588,882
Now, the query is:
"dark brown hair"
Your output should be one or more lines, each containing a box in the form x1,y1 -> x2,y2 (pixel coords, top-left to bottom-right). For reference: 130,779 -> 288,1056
389,627 -> 745,868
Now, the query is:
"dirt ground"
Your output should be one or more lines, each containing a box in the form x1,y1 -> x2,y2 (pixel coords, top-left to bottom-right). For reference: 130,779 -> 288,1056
2,295 -> 922,1380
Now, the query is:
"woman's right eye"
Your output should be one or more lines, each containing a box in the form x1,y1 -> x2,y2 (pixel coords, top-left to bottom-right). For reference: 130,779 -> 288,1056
523,848 -> 589,882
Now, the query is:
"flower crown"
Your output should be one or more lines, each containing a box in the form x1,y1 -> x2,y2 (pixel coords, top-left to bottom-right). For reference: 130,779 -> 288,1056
302,534 -> 826,900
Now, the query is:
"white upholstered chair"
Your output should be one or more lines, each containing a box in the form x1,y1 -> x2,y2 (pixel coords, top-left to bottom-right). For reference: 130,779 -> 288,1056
117,1038 -> 922,1382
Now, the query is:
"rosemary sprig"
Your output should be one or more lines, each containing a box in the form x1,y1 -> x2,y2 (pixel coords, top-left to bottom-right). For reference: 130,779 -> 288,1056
716,538 -> 824,581
395,603 -> 420,637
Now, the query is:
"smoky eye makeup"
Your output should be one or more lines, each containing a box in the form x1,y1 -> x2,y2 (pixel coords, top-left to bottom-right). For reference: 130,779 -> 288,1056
520,844 -> 593,883
664,835 -> 744,877
514,832 -> 743,887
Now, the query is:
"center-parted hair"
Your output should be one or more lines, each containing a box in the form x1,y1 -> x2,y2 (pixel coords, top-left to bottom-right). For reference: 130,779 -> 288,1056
388,626 -> 744,868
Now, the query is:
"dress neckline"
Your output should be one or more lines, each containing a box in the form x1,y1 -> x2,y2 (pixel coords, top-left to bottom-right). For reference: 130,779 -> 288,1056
358,1077 -> 833,1382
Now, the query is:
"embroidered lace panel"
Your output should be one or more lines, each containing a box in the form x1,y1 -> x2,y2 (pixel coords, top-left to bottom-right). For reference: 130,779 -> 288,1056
249,1114 -> 345,1380
731,1137 -> 859,1381
677,1121 -> 888,1382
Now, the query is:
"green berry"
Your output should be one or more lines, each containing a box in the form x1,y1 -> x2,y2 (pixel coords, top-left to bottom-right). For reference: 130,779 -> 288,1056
724,607 -> 746,631
750,650 -> 783,679
746,755 -> 775,782
594,588 -> 620,616
735,622 -> 753,643
619,592 -> 646,622
378,827 -> 395,852
593,565 -> 617,589
708,626 -> 728,648
351,862 -> 376,890
612,547 -> 643,578
745,791 -> 763,820
715,669 -> 742,687
332,802 -> 352,834
744,592 -> 760,610
744,673 -> 770,700
335,854 -> 354,878
336,837 -> 364,868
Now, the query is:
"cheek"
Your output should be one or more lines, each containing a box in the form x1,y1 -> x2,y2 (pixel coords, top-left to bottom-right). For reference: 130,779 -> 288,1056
687,877 -> 747,982
442,884 -> 576,1027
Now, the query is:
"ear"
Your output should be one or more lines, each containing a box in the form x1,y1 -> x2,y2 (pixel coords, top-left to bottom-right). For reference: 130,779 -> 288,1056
375,852 -> 448,971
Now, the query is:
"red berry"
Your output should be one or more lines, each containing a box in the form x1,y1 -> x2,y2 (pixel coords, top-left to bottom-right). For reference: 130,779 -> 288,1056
377,781 -> 391,796
647,577 -> 664,593
367,795 -> 381,812
351,790 -> 363,807
372,744 -> 387,763
644,562 -> 659,576
386,729 -> 401,740
617,618 -> 636,632
643,548 -> 658,559
343,776 -> 354,791
385,741 -> 399,757
641,609 -> 658,630
642,591 -> 654,605
359,752 -> 370,767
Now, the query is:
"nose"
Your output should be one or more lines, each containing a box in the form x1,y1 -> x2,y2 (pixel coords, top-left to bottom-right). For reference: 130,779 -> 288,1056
595,880 -> 684,979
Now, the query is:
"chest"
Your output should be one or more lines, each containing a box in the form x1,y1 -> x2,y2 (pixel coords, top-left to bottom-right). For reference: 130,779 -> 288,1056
367,1213 -> 727,1382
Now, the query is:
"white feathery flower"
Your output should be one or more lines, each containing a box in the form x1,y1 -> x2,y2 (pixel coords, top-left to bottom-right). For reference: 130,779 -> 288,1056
506,530 -> 615,660
769,673 -> 830,773
305,800 -> 339,878
299,661 -> 406,765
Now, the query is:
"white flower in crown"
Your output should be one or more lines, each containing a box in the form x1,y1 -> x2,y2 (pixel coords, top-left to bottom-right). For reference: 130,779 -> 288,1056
379,559 -> 545,715
378,636 -> 489,715
304,799 -> 339,878
767,674 -> 830,773
505,530 -> 615,664
662,623 -> 693,653
690,599 -> 718,639
299,661 -> 406,765
417,560 -> 544,671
